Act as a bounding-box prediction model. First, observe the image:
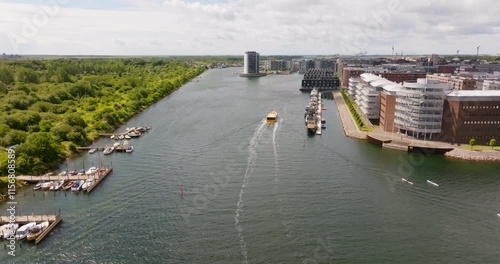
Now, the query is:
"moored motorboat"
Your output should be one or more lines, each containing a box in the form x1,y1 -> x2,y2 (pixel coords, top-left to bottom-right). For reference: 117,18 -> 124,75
125,146 -> 134,153
27,221 -> 49,241
82,178 -> 94,190
110,135 -> 115,139
2,223 -> 19,239
113,142 -> 121,148
41,181 -> 53,191
71,180 -> 82,191
68,170 -> 77,176
15,222 -> 36,240
85,166 -> 98,175
124,135 -> 131,139
33,181 -> 43,190
62,181 -> 73,190
77,169 -> 85,175
321,124 -> 326,129
118,135 -> 124,140
88,148 -> 97,154
49,180 -> 65,191
103,147 -> 114,155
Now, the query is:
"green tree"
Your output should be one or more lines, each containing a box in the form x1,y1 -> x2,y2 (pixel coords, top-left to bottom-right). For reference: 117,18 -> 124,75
469,138 -> 476,150
0,81 -> 7,94
0,67 -> 14,84
490,138 -> 496,150
17,67 -> 39,83
16,132 -> 64,169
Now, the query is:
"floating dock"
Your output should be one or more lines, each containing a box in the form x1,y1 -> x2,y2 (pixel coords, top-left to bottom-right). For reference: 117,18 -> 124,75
86,167 -> 113,193
0,211 -> 62,244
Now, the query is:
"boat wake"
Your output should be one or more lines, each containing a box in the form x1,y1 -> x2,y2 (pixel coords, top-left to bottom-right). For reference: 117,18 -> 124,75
273,120 -> 280,184
235,119 -> 267,264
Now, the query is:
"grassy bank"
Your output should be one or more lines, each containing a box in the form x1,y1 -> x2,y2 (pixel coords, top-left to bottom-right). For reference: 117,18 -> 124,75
0,58 -> 207,181
340,89 -> 369,131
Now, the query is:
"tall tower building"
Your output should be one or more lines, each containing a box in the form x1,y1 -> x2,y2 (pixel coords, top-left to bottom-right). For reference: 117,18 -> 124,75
240,51 -> 266,77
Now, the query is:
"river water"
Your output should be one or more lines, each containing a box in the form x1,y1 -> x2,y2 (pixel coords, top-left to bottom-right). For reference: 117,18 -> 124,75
1,68 -> 500,263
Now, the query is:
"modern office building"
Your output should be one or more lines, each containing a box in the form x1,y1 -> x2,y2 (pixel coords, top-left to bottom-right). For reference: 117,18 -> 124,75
301,69 -> 340,92
348,77 -> 360,99
427,74 -> 476,90
342,68 -> 365,88
440,90 -> 500,144
240,51 -> 266,77
394,79 -> 450,139
380,84 -> 402,133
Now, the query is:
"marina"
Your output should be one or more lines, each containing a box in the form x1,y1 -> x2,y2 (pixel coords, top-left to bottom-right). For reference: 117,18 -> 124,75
18,167 -> 113,194
0,212 -> 62,244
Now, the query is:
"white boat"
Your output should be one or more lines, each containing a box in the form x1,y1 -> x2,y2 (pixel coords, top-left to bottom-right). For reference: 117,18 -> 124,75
58,170 -> 67,176
71,180 -> 82,191
0,224 -> 10,238
85,166 -> 98,175
77,169 -> 85,175
15,222 -> 36,240
2,223 -> 19,239
426,180 -> 439,187
103,147 -> 114,155
88,148 -> 97,154
27,221 -> 49,241
33,181 -> 43,190
118,135 -> 124,140
497,213 -> 500,217
402,178 -> 414,185
82,178 -> 94,190
41,181 -> 53,191
49,180 -> 64,191
125,146 -> 134,153
113,142 -> 120,148
110,135 -> 115,139
124,135 -> 131,139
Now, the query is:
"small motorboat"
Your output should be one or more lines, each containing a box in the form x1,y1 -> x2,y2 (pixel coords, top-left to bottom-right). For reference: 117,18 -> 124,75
125,146 -> 134,153
77,169 -> 85,175
402,178 -> 414,185
15,222 -> 36,240
68,170 -> 77,176
71,180 -> 80,191
110,135 -> 115,139
266,111 -> 278,123
33,181 -> 43,190
124,135 -> 131,139
118,135 -> 124,140
58,170 -> 67,176
2,223 -> 19,239
41,181 -> 53,191
85,166 -> 98,175
62,181 -> 74,190
88,148 -> 97,154
49,180 -> 65,191
113,142 -> 121,148
103,147 -> 114,155
27,221 -> 49,241
82,178 -> 94,190
321,124 -> 326,129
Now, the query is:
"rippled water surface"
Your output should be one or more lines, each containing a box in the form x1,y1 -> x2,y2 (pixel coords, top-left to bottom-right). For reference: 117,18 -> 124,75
2,68 -> 500,263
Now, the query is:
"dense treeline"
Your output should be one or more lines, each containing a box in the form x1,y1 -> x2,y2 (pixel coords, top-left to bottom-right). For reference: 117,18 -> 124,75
0,58 -> 205,176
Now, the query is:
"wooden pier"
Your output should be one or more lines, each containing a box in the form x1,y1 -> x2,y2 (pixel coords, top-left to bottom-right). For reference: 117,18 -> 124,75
17,174 -> 99,182
1,211 -> 62,244
87,167 -> 113,193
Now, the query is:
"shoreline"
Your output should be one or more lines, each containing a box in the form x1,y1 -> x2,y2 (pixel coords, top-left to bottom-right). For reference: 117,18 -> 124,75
0,68 -> 207,198
333,91 -> 499,162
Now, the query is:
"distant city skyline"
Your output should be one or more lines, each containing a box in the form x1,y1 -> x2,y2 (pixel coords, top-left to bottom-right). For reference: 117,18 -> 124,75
1,0 -> 499,55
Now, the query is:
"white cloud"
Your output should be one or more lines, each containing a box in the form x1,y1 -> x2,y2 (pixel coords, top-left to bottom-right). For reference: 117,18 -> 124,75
0,0 -> 499,55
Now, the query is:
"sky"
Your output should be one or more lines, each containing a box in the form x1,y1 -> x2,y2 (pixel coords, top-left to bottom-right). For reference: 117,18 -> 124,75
0,0 -> 499,56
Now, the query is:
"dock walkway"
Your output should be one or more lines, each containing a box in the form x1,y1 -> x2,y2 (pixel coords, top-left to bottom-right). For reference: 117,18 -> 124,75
1,212 -> 62,244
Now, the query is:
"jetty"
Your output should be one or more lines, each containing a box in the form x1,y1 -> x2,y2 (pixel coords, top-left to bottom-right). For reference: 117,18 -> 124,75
98,126 -> 151,138
17,167 -> 113,193
1,211 -> 62,244
86,167 -> 113,193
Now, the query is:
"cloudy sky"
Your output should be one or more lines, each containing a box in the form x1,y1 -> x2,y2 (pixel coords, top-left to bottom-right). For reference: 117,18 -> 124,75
0,0 -> 499,55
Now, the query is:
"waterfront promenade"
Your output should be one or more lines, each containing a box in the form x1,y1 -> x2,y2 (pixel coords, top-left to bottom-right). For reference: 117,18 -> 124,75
333,91 -> 500,161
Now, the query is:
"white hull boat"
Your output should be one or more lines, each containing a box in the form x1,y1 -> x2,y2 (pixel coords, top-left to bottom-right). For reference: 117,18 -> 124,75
27,221 -> 49,241
15,222 -> 36,240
